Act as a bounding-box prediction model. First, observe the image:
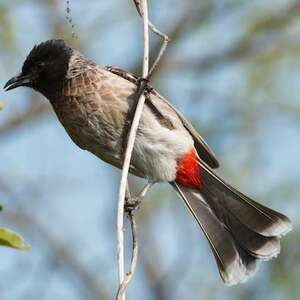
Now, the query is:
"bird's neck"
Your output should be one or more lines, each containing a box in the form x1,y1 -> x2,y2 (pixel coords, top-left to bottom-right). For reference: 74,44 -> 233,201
38,52 -> 97,104
66,51 -> 97,79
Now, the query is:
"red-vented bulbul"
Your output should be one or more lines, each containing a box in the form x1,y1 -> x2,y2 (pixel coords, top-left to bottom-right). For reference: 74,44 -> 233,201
4,39 -> 292,285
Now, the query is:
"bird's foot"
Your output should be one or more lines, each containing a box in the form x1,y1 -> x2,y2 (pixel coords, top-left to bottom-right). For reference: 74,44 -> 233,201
124,196 -> 142,213
124,181 -> 155,213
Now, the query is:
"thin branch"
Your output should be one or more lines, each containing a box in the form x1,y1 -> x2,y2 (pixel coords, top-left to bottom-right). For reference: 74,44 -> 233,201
116,211 -> 138,300
133,0 -> 169,78
117,182 -> 155,299
116,1 -> 169,299
148,37 -> 168,78
116,1 -> 149,299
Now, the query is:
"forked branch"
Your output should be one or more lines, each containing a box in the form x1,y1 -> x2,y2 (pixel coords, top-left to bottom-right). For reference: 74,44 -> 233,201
116,1 -> 169,300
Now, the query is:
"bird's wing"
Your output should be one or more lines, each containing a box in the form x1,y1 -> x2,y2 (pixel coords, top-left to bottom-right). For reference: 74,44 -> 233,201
104,66 -> 220,169
150,93 -> 219,168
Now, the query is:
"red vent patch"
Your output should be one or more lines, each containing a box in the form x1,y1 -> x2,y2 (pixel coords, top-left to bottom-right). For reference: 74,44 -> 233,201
175,148 -> 202,190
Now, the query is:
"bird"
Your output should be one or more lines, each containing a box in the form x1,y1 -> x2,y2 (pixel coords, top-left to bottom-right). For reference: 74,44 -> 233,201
4,39 -> 292,285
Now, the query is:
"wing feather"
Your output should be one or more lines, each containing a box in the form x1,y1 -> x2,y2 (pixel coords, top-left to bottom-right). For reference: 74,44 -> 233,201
104,65 -> 219,169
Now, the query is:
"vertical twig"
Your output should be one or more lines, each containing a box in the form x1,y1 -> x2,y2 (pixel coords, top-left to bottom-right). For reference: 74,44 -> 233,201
116,211 -> 138,300
116,1 -> 149,300
116,1 -> 169,299
133,0 -> 170,78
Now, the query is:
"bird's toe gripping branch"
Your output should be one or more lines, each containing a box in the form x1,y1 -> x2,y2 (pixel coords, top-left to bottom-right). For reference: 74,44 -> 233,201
124,181 -> 154,213
124,197 -> 142,213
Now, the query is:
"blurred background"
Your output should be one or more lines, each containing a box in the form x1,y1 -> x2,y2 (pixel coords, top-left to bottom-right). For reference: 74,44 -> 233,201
0,0 -> 299,299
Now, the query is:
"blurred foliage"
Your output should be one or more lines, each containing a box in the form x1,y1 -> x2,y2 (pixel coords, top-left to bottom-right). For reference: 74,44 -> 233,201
0,227 -> 28,250
0,5 -> 14,51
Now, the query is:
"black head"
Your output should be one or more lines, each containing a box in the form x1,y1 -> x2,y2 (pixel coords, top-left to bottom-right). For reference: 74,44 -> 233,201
4,39 -> 73,97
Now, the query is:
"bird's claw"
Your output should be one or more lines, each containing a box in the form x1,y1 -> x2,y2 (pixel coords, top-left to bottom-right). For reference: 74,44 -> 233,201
124,197 -> 142,213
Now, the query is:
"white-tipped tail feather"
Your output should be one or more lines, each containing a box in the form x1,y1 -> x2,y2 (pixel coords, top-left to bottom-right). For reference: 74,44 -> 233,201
172,165 -> 291,285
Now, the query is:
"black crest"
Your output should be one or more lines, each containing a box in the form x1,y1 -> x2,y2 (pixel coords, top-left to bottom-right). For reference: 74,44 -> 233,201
22,39 -> 71,74
21,39 -> 73,97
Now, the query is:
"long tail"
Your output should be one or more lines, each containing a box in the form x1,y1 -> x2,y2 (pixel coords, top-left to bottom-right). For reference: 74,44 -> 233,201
172,161 -> 292,285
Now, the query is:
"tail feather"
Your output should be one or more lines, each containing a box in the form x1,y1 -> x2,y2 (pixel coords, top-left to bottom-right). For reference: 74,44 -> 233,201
172,165 -> 292,285
202,186 -> 281,260
173,183 -> 257,285
227,212 -> 280,260
200,162 -> 292,237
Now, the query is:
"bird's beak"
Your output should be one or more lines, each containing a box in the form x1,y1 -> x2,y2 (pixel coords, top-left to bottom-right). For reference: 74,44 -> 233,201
3,74 -> 32,91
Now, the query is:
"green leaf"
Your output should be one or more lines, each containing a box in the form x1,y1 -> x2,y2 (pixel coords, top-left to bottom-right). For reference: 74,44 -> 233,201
0,228 -> 29,250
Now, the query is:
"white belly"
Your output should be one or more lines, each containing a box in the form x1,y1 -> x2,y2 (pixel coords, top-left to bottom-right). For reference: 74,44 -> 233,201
131,125 -> 193,182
